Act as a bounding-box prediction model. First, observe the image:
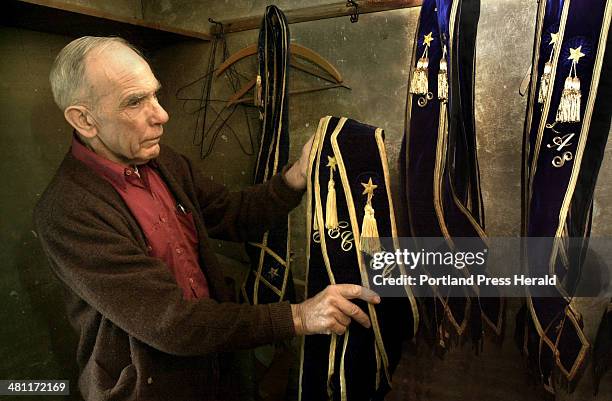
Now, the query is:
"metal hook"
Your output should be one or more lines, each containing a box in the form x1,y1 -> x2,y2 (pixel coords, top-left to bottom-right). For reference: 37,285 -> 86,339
208,18 -> 224,37
346,1 -> 359,23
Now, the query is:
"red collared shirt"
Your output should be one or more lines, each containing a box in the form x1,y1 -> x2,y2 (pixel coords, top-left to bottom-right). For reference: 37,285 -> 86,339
71,135 -> 210,300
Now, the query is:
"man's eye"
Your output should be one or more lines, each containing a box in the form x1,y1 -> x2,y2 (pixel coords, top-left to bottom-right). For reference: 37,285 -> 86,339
127,98 -> 143,107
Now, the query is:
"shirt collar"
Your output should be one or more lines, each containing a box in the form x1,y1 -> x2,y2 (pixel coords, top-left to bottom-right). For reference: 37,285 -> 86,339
70,133 -> 153,191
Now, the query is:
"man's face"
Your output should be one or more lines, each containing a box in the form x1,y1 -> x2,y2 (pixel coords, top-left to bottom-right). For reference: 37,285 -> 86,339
85,44 -> 169,165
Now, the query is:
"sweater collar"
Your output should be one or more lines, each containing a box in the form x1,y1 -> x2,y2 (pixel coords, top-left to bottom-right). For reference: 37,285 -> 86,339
70,133 -> 158,191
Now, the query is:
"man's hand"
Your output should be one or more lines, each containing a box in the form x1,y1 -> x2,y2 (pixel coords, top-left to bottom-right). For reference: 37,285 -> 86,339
291,284 -> 381,336
283,134 -> 315,191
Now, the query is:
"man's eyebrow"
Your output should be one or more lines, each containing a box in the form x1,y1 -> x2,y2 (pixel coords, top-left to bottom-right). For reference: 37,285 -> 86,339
121,92 -> 146,105
121,83 -> 162,105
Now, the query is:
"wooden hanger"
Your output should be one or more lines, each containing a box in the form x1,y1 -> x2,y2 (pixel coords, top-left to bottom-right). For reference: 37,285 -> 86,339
215,43 -> 343,83
229,83 -> 349,106
225,54 -> 351,106
226,80 -> 350,106
219,43 -> 348,106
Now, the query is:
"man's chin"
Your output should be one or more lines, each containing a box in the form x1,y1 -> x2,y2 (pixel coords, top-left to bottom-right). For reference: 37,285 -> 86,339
135,144 -> 160,164
147,144 -> 161,158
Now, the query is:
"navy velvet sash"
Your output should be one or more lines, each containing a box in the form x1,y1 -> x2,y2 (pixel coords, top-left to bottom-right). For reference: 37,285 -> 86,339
300,116 -> 418,401
242,5 -> 294,304
519,0 -> 611,392
399,0 -> 503,351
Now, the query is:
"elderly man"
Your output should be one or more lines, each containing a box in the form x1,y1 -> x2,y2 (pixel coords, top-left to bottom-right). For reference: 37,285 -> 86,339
34,36 -> 379,401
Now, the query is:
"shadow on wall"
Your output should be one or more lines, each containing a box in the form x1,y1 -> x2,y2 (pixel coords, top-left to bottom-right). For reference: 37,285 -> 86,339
14,80 -> 80,398
15,228 -> 81,401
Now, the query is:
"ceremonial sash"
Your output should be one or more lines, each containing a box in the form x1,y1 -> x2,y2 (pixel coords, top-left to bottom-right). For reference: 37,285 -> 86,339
519,0 -> 611,392
399,0 -> 503,350
300,116 -> 418,401
242,5 -> 294,304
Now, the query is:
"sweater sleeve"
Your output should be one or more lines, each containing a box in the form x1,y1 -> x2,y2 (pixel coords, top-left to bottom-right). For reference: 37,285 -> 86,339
34,198 -> 295,357
182,155 -> 304,242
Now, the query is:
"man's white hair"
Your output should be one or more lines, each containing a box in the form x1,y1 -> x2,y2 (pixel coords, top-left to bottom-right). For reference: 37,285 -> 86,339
49,36 -> 141,111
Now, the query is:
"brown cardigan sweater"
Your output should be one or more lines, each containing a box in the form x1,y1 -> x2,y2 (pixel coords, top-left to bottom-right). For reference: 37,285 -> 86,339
34,144 -> 303,401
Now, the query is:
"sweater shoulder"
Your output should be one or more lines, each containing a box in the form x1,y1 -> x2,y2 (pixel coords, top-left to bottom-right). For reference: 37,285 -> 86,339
158,144 -> 189,170
35,156 -> 84,223
34,155 -> 120,232
156,144 -> 197,187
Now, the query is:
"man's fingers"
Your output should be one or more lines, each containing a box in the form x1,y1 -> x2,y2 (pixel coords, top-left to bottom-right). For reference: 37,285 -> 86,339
329,321 -> 347,336
302,135 -> 315,155
333,297 -> 371,329
299,136 -> 315,176
335,284 -> 381,304
332,310 -> 351,327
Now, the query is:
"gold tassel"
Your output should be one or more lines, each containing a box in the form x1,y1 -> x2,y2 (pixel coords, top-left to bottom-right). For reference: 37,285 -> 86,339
556,46 -> 584,123
556,75 -> 581,123
538,61 -> 552,104
325,156 -> 339,230
538,32 -> 558,104
361,204 -> 381,255
438,45 -> 448,101
410,32 -> 433,96
360,178 -> 381,255
325,176 -> 338,229
410,49 -> 429,95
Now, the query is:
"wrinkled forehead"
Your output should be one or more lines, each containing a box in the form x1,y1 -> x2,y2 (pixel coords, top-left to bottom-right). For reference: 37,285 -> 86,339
83,43 -> 156,101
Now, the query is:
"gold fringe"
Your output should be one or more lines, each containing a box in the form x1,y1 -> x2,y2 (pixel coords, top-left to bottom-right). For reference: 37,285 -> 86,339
538,62 -> 552,104
556,50 -> 583,123
360,204 -> 381,255
556,75 -> 581,123
325,176 -> 339,229
438,61 -> 448,101
438,45 -> 448,101
538,31 -> 558,104
410,47 -> 429,96
360,179 -> 381,255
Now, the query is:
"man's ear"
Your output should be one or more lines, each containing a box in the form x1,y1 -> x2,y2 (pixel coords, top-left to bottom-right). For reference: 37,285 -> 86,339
64,105 -> 97,139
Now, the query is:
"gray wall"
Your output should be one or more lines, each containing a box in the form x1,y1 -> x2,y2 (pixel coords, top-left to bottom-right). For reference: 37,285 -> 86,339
1,0 -> 611,400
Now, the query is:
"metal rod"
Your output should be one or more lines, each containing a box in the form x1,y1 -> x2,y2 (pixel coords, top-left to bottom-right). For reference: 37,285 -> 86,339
211,0 -> 422,35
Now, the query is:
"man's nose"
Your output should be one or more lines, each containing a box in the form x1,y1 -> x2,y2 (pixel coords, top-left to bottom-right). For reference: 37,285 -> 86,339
151,99 -> 169,125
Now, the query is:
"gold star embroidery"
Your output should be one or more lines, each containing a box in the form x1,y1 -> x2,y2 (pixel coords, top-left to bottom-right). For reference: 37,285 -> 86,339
549,32 -> 559,45
361,178 -> 378,196
568,46 -> 585,63
269,267 -> 279,279
423,32 -> 434,47
327,156 -> 337,171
